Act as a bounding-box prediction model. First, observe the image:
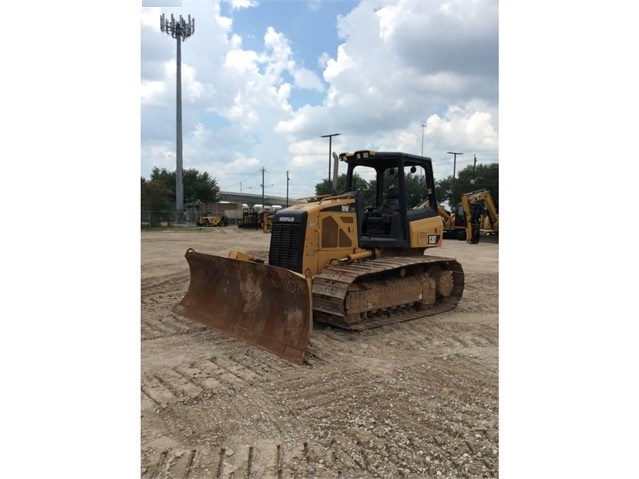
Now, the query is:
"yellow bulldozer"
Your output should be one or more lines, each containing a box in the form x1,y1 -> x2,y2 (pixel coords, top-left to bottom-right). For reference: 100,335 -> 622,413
196,212 -> 228,227
174,150 -> 465,364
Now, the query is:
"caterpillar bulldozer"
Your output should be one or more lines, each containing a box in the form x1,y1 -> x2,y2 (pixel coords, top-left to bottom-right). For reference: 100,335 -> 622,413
174,150 -> 465,364
196,212 -> 228,227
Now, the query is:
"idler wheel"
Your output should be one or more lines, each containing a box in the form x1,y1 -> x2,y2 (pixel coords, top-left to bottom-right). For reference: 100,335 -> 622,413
432,268 -> 454,297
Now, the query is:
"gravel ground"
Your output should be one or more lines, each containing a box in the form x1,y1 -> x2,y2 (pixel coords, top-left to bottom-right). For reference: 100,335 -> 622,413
141,227 -> 498,478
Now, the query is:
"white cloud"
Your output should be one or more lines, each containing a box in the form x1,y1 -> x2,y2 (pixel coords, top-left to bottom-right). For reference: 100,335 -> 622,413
140,80 -> 166,105
292,68 -> 323,92
229,0 -> 258,11
141,0 -> 498,197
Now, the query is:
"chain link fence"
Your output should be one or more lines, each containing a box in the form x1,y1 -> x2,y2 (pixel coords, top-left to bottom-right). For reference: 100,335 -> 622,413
141,210 -> 242,227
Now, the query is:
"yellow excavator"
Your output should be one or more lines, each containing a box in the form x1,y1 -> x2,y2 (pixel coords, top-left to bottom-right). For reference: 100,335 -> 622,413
460,189 -> 499,244
174,150 -> 465,364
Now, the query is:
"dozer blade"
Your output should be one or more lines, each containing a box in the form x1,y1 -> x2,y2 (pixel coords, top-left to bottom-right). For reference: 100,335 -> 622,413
174,249 -> 312,364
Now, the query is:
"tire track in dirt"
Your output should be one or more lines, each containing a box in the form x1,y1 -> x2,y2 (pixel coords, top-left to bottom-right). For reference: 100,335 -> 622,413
142,346 -> 303,411
141,231 -> 499,479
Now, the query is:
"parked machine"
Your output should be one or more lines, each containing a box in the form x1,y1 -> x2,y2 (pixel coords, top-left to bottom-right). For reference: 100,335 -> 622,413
196,212 -> 228,227
435,189 -> 498,244
237,206 -> 275,232
436,203 -> 467,241
174,150 -> 465,363
460,189 -> 499,244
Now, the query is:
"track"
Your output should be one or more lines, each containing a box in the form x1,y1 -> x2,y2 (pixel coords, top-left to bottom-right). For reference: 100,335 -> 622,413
142,229 -> 499,478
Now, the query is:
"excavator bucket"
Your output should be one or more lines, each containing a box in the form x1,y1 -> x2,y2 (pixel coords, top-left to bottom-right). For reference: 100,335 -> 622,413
173,249 -> 312,364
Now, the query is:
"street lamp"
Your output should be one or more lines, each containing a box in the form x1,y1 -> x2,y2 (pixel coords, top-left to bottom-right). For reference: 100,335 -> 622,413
447,151 -> 463,206
321,133 -> 341,193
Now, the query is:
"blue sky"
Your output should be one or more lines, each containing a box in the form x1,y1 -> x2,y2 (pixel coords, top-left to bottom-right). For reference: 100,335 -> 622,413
141,0 -> 499,199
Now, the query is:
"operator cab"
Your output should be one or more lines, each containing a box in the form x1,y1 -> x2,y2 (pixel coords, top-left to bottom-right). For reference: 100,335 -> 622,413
341,150 -> 439,248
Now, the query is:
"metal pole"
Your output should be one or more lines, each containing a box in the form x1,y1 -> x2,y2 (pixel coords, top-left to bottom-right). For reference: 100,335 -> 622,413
160,14 -> 195,212
261,167 -> 265,208
286,170 -> 289,207
176,34 -> 183,211
321,133 -> 341,192
447,151 -> 464,206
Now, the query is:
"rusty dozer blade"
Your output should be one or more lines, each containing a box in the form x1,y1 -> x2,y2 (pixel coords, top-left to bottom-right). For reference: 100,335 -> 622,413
173,249 -> 312,364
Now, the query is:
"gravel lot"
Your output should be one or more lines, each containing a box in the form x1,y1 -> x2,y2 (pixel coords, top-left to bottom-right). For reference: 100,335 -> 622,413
141,227 -> 498,478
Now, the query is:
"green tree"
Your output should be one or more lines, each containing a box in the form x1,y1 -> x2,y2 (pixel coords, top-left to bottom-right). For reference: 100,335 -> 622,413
141,176 -> 173,226
435,163 -> 498,210
148,167 -> 220,205
315,173 -> 366,196
404,172 -> 429,207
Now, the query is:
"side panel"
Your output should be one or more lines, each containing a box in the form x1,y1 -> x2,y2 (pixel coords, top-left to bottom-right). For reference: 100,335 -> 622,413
408,215 -> 444,248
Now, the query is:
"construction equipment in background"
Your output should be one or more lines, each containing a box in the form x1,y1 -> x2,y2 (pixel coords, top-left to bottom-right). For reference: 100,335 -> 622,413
261,209 -> 274,233
238,205 -> 278,232
196,212 -> 228,227
174,150 -> 465,364
436,203 -> 467,241
237,207 -> 261,229
434,189 -> 498,244
460,189 -> 499,244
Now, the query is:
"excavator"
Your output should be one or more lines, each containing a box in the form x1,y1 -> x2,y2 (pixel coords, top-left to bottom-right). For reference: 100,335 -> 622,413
436,203 -> 466,241
435,189 -> 498,244
174,150 -> 465,364
460,189 -> 499,244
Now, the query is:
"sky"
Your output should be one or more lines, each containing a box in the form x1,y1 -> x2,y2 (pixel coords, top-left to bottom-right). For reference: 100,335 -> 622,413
140,0 -> 499,200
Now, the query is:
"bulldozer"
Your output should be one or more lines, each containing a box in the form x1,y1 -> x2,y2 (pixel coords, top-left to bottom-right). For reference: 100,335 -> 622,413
174,150 -> 465,364
196,212 -> 228,227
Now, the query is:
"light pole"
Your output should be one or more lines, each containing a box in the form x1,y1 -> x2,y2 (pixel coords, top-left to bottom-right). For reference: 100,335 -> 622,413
161,13 -> 195,212
321,133 -> 341,193
286,170 -> 290,207
447,151 -> 463,207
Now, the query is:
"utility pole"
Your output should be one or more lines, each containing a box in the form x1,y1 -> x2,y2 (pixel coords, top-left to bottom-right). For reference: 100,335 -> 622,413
160,13 -> 195,212
286,170 -> 290,207
261,167 -> 265,208
447,151 -> 463,207
321,133 -> 341,192
473,154 -> 477,174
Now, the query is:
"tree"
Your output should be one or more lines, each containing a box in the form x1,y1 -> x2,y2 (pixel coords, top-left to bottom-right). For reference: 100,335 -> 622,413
141,167 -> 221,226
315,173 -> 369,196
315,171 -> 435,209
141,176 -> 173,226
315,173 -> 375,205
403,172 -> 429,207
435,163 -> 498,210
149,166 -> 220,205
